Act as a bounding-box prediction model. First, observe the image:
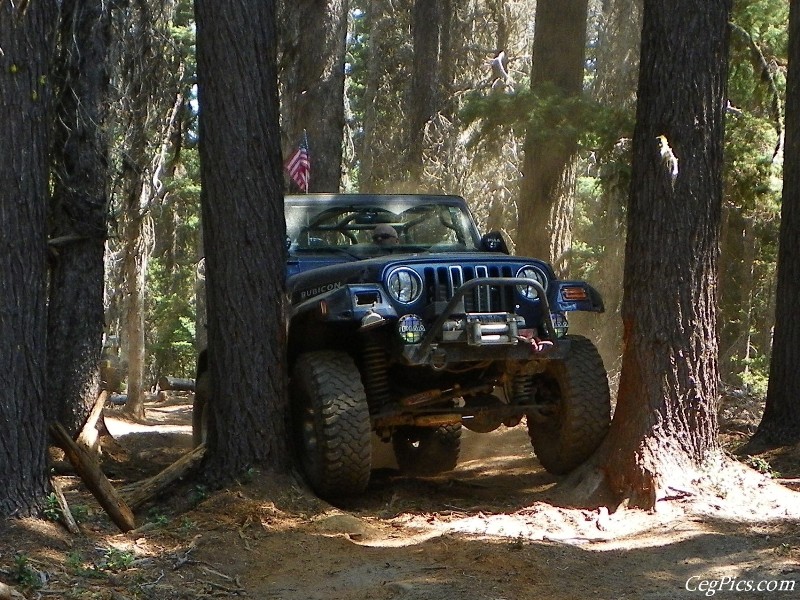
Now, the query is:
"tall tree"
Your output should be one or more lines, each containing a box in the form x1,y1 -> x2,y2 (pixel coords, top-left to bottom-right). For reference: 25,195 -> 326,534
578,0 -> 732,508
195,0 -> 290,481
584,0 -> 642,378
280,0 -> 348,192
47,0 -> 112,435
0,0 -> 58,516
109,0 -> 182,419
407,0 -> 443,183
753,0 -> 800,445
517,0 -> 589,272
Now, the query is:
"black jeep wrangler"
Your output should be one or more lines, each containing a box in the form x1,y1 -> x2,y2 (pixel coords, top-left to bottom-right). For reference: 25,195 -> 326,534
195,193 -> 610,500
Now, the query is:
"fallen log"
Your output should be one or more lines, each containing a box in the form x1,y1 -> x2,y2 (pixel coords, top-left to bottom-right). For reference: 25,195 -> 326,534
156,376 -> 195,392
120,443 -> 206,511
49,423 -> 135,533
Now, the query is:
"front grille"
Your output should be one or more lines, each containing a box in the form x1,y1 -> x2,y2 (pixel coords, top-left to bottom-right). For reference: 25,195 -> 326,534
423,265 -> 516,313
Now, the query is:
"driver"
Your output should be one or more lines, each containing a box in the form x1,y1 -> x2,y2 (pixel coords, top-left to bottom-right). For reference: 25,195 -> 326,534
372,223 -> 399,246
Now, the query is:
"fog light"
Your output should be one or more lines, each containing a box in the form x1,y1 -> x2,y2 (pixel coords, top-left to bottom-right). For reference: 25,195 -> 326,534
551,312 -> 569,338
397,314 -> 425,343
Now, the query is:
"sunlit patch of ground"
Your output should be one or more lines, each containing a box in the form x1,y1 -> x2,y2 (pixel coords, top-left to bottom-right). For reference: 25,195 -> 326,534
2,392 -> 800,600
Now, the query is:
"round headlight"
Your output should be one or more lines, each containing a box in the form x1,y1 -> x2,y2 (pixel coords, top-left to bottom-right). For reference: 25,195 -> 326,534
516,265 -> 548,299
386,267 -> 423,304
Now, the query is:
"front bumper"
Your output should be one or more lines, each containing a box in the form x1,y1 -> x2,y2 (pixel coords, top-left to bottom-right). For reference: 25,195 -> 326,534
400,277 -> 564,367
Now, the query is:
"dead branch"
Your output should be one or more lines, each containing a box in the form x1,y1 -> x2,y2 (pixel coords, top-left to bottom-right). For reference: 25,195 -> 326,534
50,476 -> 80,534
121,444 -> 206,511
76,390 -> 109,451
49,423 -> 135,532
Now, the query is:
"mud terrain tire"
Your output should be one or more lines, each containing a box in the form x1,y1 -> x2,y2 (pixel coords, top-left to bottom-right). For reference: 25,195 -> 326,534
291,351 -> 372,499
392,423 -> 462,476
526,335 -> 610,475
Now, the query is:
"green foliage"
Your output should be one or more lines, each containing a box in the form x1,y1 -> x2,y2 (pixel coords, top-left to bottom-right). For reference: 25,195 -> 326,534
66,552 -> 104,579
70,503 -> 89,523
147,255 -> 197,377
239,466 -> 258,484
724,111 -> 782,211
65,547 -> 135,578
98,547 -> 135,572
744,455 -> 780,478
147,508 -> 170,526
461,85 -> 627,151
13,553 -> 44,589
190,484 -> 208,505
42,493 -> 62,522
178,515 -> 197,534
146,147 -> 201,379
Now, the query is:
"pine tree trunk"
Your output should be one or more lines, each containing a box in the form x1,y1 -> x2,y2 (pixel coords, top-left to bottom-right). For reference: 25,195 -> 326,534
358,0 -> 386,192
598,0 -> 731,507
754,0 -> 800,445
196,0 -> 290,482
48,0 -> 111,435
517,0 -> 589,274
0,0 -> 58,517
281,0 -> 348,192
408,0 -> 442,182
121,216 -> 150,420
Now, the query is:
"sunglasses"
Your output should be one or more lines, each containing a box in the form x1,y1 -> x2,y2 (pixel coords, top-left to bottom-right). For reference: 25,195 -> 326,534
373,233 -> 397,242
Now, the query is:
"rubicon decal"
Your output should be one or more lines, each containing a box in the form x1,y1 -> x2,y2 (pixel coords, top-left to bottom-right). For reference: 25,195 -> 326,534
300,281 -> 342,300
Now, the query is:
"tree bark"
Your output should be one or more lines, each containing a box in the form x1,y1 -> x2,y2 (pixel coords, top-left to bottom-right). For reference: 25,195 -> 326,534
281,0 -> 348,192
753,0 -> 800,445
0,0 -> 57,517
120,215 -> 150,420
109,1 -> 182,420
48,0 -> 111,435
407,0 -> 443,183
517,0 -> 589,274
196,0 -> 290,483
592,0 -> 732,508
358,0 -> 386,192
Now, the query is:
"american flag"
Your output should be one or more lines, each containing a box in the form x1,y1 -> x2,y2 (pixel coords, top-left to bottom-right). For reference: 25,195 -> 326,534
285,133 -> 310,192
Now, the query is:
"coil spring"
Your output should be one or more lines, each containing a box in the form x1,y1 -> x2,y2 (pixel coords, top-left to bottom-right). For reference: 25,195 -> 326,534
361,337 -> 390,414
511,374 -> 534,404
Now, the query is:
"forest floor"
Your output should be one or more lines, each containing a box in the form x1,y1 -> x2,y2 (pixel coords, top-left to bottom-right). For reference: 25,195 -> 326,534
1,390 -> 800,600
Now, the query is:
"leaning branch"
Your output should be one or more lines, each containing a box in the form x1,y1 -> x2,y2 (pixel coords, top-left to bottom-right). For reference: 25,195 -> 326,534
49,423 -> 135,533
120,444 -> 206,511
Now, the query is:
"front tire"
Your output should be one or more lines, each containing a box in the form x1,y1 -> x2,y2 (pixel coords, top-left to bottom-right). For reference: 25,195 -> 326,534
392,424 -> 462,476
291,351 -> 372,499
527,335 -> 610,475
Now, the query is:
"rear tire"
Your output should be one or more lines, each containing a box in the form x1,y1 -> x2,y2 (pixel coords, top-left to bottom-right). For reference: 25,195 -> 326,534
527,335 -> 610,475
392,424 -> 462,476
291,351 -> 372,499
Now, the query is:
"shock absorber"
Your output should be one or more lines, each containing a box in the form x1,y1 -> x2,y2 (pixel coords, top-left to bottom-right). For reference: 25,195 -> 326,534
505,374 -> 534,427
361,334 -> 390,415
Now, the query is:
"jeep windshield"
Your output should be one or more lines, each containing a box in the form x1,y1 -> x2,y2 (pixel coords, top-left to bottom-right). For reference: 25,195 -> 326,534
285,195 -> 482,255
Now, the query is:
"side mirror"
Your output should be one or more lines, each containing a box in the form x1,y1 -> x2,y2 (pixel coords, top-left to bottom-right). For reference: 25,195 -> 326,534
481,231 -> 509,254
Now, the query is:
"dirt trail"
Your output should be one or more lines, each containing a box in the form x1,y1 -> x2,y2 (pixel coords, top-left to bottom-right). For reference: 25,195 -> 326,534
1,394 -> 799,600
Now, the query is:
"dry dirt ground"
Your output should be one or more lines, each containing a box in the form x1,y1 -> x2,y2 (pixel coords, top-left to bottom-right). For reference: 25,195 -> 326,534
2,391 -> 800,600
